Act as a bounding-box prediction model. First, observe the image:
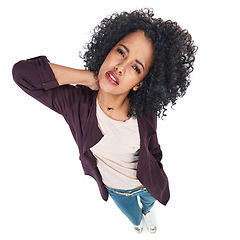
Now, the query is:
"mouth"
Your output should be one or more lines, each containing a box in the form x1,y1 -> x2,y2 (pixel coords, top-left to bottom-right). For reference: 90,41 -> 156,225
106,71 -> 119,86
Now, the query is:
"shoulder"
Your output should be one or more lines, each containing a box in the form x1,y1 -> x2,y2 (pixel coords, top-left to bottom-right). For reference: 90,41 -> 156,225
138,111 -> 158,133
72,84 -> 97,101
74,85 -> 98,109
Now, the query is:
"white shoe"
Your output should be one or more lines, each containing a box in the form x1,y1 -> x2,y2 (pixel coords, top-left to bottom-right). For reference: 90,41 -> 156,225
143,210 -> 157,233
133,217 -> 144,233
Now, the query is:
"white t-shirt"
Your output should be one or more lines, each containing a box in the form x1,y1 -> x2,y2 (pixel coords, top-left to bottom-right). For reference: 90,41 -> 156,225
90,98 -> 142,190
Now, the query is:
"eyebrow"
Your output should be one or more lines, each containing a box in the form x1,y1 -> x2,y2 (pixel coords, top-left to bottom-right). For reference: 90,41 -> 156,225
119,44 -> 145,70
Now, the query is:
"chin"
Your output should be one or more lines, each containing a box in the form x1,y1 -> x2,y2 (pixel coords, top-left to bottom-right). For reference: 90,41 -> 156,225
99,80 -> 111,93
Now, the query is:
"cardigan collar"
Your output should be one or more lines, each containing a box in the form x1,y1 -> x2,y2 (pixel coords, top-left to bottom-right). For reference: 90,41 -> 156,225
82,91 -> 103,154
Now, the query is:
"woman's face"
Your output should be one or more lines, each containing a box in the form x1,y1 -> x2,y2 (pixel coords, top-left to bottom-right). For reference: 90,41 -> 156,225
98,31 -> 154,97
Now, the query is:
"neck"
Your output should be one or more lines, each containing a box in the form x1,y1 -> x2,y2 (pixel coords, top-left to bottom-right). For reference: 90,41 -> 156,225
97,89 -> 129,113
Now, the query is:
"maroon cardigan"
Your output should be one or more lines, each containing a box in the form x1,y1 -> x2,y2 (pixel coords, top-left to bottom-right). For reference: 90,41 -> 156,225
12,56 -> 170,205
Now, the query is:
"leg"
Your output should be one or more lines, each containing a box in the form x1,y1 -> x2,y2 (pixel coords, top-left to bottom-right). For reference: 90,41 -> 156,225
139,189 -> 157,233
107,190 -> 143,226
139,189 -> 156,213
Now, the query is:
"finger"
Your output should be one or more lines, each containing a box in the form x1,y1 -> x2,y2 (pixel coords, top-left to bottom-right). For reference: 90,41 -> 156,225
94,74 -> 99,81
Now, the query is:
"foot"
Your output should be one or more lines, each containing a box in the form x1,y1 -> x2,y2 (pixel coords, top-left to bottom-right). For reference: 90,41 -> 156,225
133,217 -> 144,233
142,210 -> 157,233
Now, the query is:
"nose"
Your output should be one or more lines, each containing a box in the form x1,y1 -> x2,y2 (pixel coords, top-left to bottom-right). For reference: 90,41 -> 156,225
114,63 -> 126,76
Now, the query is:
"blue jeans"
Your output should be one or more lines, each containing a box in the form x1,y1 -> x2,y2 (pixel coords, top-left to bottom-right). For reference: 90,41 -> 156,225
105,185 -> 156,226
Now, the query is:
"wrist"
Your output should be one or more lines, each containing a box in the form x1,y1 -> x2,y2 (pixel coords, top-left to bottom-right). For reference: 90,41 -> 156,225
77,70 -> 94,87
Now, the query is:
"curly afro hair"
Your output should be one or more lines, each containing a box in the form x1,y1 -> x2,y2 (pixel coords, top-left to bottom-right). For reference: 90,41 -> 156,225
81,8 -> 198,119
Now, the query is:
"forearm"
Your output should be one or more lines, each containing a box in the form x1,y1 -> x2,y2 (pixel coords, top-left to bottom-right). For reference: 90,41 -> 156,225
49,63 -> 92,86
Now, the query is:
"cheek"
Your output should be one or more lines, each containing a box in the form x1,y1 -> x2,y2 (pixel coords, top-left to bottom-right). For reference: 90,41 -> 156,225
125,77 -> 142,90
104,56 -> 115,69
102,52 -> 114,65
99,55 -> 112,74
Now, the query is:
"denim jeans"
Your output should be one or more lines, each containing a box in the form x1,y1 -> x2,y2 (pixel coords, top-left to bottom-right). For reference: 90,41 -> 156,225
105,185 -> 156,226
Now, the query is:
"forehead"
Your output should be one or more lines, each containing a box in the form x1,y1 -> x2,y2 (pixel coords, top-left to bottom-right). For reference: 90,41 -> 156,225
118,31 -> 154,68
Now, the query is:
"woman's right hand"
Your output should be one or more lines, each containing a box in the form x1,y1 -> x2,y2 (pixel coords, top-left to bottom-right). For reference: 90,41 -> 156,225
86,71 -> 100,91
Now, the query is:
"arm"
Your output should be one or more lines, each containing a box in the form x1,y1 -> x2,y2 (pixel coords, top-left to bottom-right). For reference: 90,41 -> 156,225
148,114 -> 163,167
149,133 -> 163,167
49,63 -> 99,90
12,56 -> 98,115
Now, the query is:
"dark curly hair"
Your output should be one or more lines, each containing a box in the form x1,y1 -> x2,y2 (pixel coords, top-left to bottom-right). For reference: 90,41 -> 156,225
81,8 -> 198,119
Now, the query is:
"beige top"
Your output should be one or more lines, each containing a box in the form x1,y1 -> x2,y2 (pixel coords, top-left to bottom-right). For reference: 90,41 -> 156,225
90,98 -> 142,190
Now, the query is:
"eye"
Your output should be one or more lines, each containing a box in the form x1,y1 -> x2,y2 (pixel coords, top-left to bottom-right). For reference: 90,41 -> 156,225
133,65 -> 141,74
117,48 -> 124,57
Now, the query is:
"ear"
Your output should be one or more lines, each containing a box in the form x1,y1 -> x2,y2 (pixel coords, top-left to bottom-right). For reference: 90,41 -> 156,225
133,81 -> 143,91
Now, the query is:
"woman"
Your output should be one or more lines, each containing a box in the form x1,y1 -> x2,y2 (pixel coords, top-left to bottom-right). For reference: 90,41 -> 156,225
12,8 -> 197,233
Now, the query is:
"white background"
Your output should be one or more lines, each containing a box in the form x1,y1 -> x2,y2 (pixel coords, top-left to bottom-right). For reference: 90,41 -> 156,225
1,0 -> 239,239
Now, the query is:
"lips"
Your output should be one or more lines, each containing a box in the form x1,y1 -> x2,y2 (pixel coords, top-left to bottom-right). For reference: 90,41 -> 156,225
106,71 -> 119,86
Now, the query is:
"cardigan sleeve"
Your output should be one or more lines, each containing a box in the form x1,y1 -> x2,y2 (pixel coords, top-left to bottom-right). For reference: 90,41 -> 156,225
148,113 -> 163,166
12,56 -> 82,115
